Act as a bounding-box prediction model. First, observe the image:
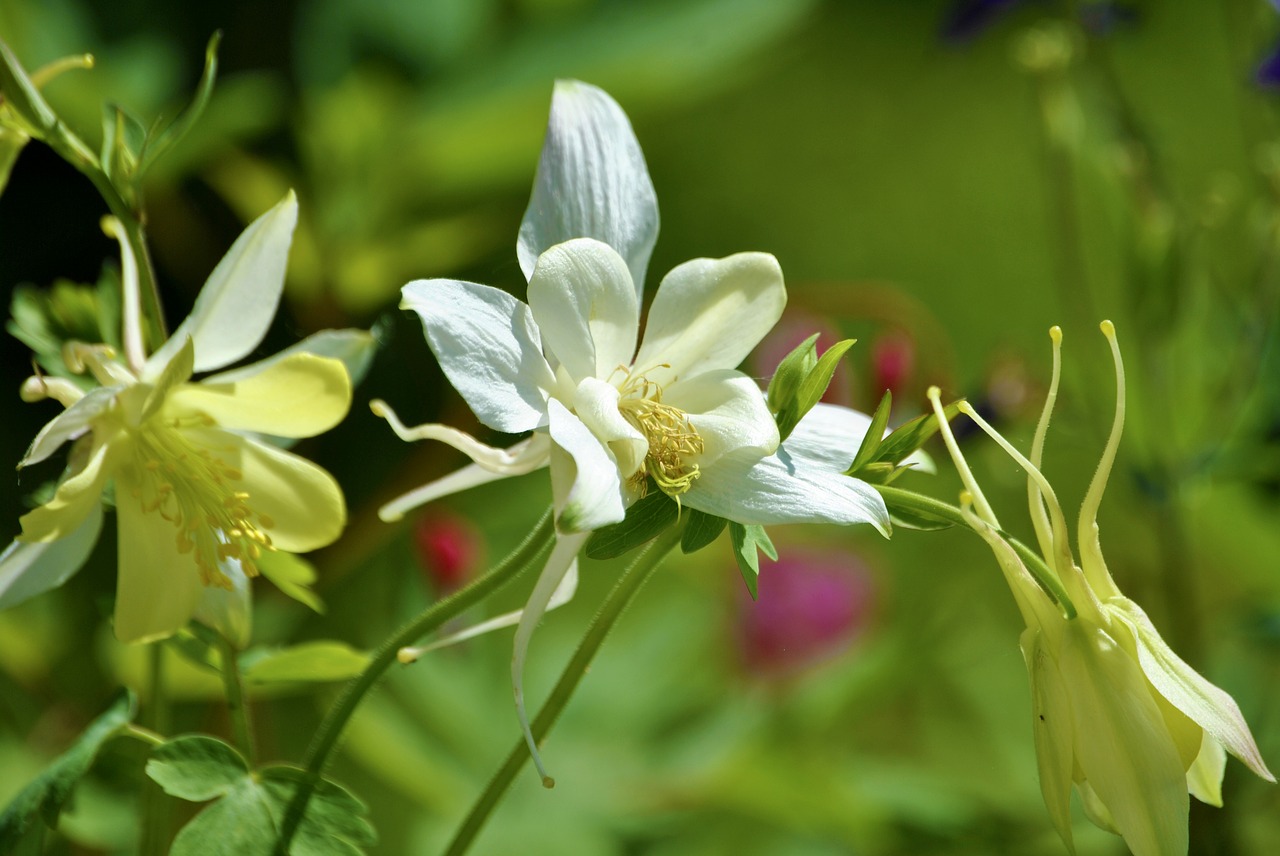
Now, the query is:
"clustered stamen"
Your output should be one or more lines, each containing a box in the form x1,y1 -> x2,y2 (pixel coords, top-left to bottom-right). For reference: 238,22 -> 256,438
128,417 -> 275,587
617,371 -> 704,497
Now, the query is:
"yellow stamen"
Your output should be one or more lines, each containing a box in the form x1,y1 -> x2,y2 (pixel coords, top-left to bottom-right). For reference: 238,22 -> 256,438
615,371 -> 704,498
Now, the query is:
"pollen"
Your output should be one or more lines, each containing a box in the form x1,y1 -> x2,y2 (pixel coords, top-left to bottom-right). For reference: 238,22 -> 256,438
617,372 -> 704,497
128,419 -> 275,588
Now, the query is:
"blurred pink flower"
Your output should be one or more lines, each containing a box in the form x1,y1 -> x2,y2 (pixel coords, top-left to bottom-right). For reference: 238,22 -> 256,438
870,329 -> 916,402
413,513 -> 482,593
736,547 -> 874,677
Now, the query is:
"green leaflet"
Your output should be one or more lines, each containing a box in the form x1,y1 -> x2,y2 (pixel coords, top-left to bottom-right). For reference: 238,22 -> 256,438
729,522 -> 777,600
680,508 -> 728,554
585,488 -> 679,559
0,692 -> 136,850
769,337 -> 856,442
148,735 -> 376,856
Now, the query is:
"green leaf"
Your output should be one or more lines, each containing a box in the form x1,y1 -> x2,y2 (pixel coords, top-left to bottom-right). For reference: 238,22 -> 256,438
145,736 -> 248,802
585,488 -> 679,559
864,400 -> 961,471
729,523 -> 776,600
848,389 -> 892,474
0,40 -> 58,135
240,642 -> 371,686
256,550 -> 324,613
766,332 -> 818,413
165,763 -> 375,856
136,32 -> 221,179
680,509 -> 727,554
776,338 -> 856,441
0,692 -> 135,849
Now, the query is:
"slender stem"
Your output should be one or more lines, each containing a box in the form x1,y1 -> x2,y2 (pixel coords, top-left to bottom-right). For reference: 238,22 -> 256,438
874,484 -> 1076,619
273,510 -> 556,853
444,527 -> 680,856
138,643 -> 172,856
216,633 -> 255,763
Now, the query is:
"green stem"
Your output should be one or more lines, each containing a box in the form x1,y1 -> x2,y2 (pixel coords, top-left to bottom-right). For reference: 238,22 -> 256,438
138,642 -> 172,856
444,527 -> 680,856
874,484 -> 1077,619
216,632 -> 255,763
273,510 -> 556,853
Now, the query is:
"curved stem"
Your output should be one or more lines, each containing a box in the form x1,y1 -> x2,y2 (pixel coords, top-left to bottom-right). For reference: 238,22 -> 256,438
874,484 -> 1076,619
444,527 -> 680,856
273,510 -> 556,853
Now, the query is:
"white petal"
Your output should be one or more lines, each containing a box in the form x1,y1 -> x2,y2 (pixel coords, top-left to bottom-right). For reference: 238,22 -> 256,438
632,252 -> 786,387
1021,628 -> 1076,853
115,495 -> 205,643
407,560 -> 579,656
572,378 -> 646,479
20,386 -> 119,468
547,399 -> 625,533
527,239 -> 638,382
664,370 -> 778,469
0,504 -> 102,610
510,530 -> 590,784
518,80 -> 658,298
144,191 -> 298,378
375,435 -> 551,522
401,278 -> 553,433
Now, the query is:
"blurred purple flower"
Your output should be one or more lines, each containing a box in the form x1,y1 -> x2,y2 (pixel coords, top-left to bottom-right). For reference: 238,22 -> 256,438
941,0 -> 1135,44
736,547 -> 874,677
1259,2 -> 1280,89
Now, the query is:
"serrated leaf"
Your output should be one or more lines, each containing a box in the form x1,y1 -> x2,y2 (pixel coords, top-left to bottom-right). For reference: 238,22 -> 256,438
145,736 -> 248,802
680,509 -> 727,554
868,400 -> 961,470
137,32 -> 221,179
240,642 -> 370,686
585,488 -> 679,559
729,522 -> 776,600
849,390 -> 892,474
766,332 -> 818,413
0,692 -> 135,849
260,767 -> 377,853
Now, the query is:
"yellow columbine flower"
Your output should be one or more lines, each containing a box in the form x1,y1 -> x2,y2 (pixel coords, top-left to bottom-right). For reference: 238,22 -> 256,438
929,322 -> 1273,856
3,193 -> 354,643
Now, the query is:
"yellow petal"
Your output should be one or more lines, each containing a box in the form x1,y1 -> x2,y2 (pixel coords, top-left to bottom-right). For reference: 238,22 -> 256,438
218,433 -> 346,552
18,436 -> 118,543
113,485 -> 205,643
170,353 -> 352,438
1021,628 -> 1076,853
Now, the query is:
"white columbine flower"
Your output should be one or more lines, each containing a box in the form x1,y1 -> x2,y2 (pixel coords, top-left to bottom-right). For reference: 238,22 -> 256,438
930,323 -> 1273,856
1,193 -> 367,644
374,80 -> 889,779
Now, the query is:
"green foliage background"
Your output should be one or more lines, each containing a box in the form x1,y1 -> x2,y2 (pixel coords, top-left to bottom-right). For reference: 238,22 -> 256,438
1,0 -> 1278,853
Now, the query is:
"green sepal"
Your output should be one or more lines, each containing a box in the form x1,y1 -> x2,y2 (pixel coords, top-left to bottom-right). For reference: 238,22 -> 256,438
0,691 -> 136,849
7,272 -> 123,384
853,399 -> 961,475
772,337 -> 856,442
680,509 -> 728,554
885,503 -> 956,531
135,32 -> 221,180
848,389 -> 892,474
729,522 -> 776,600
766,333 -> 818,414
585,488 -> 679,559
0,39 -> 58,136
99,102 -> 147,193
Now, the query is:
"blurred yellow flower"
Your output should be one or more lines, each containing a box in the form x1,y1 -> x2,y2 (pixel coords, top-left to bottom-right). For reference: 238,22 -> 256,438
930,322 -> 1273,856
3,193 -> 354,643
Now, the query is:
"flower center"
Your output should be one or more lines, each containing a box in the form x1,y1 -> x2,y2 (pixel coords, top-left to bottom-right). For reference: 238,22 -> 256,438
127,417 -> 275,588
616,372 -> 704,496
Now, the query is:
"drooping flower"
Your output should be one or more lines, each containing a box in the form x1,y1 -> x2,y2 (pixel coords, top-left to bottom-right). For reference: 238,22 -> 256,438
929,322 -> 1273,855
374,80 -> 889,781
1,193 -> 363,644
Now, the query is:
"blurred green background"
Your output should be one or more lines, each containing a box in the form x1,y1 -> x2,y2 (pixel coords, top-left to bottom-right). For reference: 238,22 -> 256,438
2,0 -> 1278,853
